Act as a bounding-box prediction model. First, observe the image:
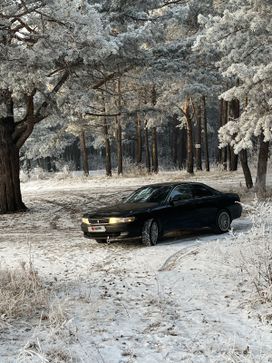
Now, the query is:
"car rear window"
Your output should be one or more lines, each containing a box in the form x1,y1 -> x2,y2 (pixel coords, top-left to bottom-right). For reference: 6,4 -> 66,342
192,185 -> 214,198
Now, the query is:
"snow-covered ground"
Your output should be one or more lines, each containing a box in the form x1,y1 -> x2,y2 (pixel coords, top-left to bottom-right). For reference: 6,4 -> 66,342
0,170 -> 271,362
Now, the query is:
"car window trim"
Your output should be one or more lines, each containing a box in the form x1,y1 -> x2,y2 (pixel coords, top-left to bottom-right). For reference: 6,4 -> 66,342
167,184 -> 193,203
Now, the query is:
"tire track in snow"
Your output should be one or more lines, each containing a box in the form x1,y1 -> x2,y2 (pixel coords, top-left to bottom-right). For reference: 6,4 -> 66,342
159,246 -> 200,272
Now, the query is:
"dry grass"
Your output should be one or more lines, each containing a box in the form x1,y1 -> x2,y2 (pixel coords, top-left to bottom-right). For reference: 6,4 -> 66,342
0,257 -> 78,362
0,262 -> 49,326
17,298 -> 77,363
18,339 -> 74,363
241,238 -> 272,305
122,158 -> 150,177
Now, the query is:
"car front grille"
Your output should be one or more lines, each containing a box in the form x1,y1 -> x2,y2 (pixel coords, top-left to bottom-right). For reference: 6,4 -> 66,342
89,218 -> 109,225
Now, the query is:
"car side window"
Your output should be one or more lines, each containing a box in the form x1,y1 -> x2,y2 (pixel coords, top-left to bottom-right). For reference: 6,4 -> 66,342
192,185 -> 213,198
169,186 -> 193,201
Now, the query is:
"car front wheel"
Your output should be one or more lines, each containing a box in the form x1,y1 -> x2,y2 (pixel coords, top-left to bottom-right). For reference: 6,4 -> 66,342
142,219 -> 159,246
213,210 -> 231,233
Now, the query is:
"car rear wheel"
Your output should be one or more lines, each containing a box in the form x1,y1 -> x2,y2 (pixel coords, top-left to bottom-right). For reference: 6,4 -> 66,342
142,219 -> 159,246
213,210 -> 231,233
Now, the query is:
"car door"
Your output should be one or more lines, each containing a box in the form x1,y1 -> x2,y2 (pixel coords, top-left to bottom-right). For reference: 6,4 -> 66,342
164,185 -> 196,231
191,184 -> 219,227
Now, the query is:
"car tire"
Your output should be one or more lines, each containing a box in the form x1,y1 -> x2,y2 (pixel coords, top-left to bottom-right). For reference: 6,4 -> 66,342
213,210 -> 231,234
142,219 -> 159,246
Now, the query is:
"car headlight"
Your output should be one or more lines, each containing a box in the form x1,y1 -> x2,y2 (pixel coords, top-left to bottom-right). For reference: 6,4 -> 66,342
109,217 -> 135,224
82,218 -> 89,224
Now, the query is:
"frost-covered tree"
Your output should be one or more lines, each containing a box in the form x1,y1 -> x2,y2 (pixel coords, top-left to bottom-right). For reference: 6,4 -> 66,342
146,0 -> 218,174
19,0 -> 216,181
27,0 -> 156,177
196,0 -> 272,192
0,0 -> 119,212
0,0 -> 153,213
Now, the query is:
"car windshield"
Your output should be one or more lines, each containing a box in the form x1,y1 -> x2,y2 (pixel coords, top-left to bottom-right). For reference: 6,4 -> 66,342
125,185 -> 172,203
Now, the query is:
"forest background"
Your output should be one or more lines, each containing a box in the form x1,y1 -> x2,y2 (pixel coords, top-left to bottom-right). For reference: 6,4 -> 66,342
0,0 -> 271,213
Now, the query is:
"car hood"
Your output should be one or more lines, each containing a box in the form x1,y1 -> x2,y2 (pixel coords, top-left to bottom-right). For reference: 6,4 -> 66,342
87,202 -> 160,217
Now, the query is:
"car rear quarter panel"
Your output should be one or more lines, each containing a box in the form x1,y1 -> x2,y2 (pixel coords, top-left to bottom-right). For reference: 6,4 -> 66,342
226,203 -> 242,220
221,193 -> 242,220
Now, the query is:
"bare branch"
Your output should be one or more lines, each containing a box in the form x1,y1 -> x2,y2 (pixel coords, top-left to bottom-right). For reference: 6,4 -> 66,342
14,89 -> 36,149
174,103 -> 187,117
160,0 -> 188,8
93,66 -> 132,90
34,70 -> 70,123
85,112 -> 121,117
34,10 -> 66,26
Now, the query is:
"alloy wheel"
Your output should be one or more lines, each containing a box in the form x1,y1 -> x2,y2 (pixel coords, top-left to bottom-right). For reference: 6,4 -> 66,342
150,221 -> 159,244
218,211 -> 230,232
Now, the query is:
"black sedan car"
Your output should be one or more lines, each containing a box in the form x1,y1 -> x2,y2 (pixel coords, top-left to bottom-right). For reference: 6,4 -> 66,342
81,182 -> 242,246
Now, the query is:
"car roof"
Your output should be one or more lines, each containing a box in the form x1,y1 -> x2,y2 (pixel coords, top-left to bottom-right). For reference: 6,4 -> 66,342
141,182 -> 212,188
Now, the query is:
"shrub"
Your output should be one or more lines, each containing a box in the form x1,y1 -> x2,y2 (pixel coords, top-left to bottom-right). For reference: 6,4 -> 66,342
239,202 -> 272,305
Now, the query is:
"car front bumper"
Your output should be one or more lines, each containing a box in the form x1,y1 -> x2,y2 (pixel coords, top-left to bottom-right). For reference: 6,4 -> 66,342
81,221 -> 142,241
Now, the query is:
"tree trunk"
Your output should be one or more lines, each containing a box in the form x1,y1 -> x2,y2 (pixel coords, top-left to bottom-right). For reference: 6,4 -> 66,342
228,146 -> 238,171
145,122 -> 151,173
102,92 -> 112,177
135,114 -> 142,164
26,158 -> 31,177
0,73 -> 69,214
217,99 -> 223,164
116,119 -> 123,175
184,99 -> 194,174
116,77 -> 123,175
103,117 -> 112,177
187,124 -> 194,174
0,117 -> 26,213
173,128 -> 178,166
178,128 -> 187,169
239,150 -> 253,189
151,126 -> 158,173
46,157 -> 56,172
195,103 -> 202,171
172,114 -> 179,166
228,99 -> 239,171
221,100 -> 228,170
216,100 -> 223,164
202,96 -> 210,172
255,135 -> 270,194
229,97 -> 253,188
66,141 -> 81,171
238,97 -> 253,189
79,130 -> 89,176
